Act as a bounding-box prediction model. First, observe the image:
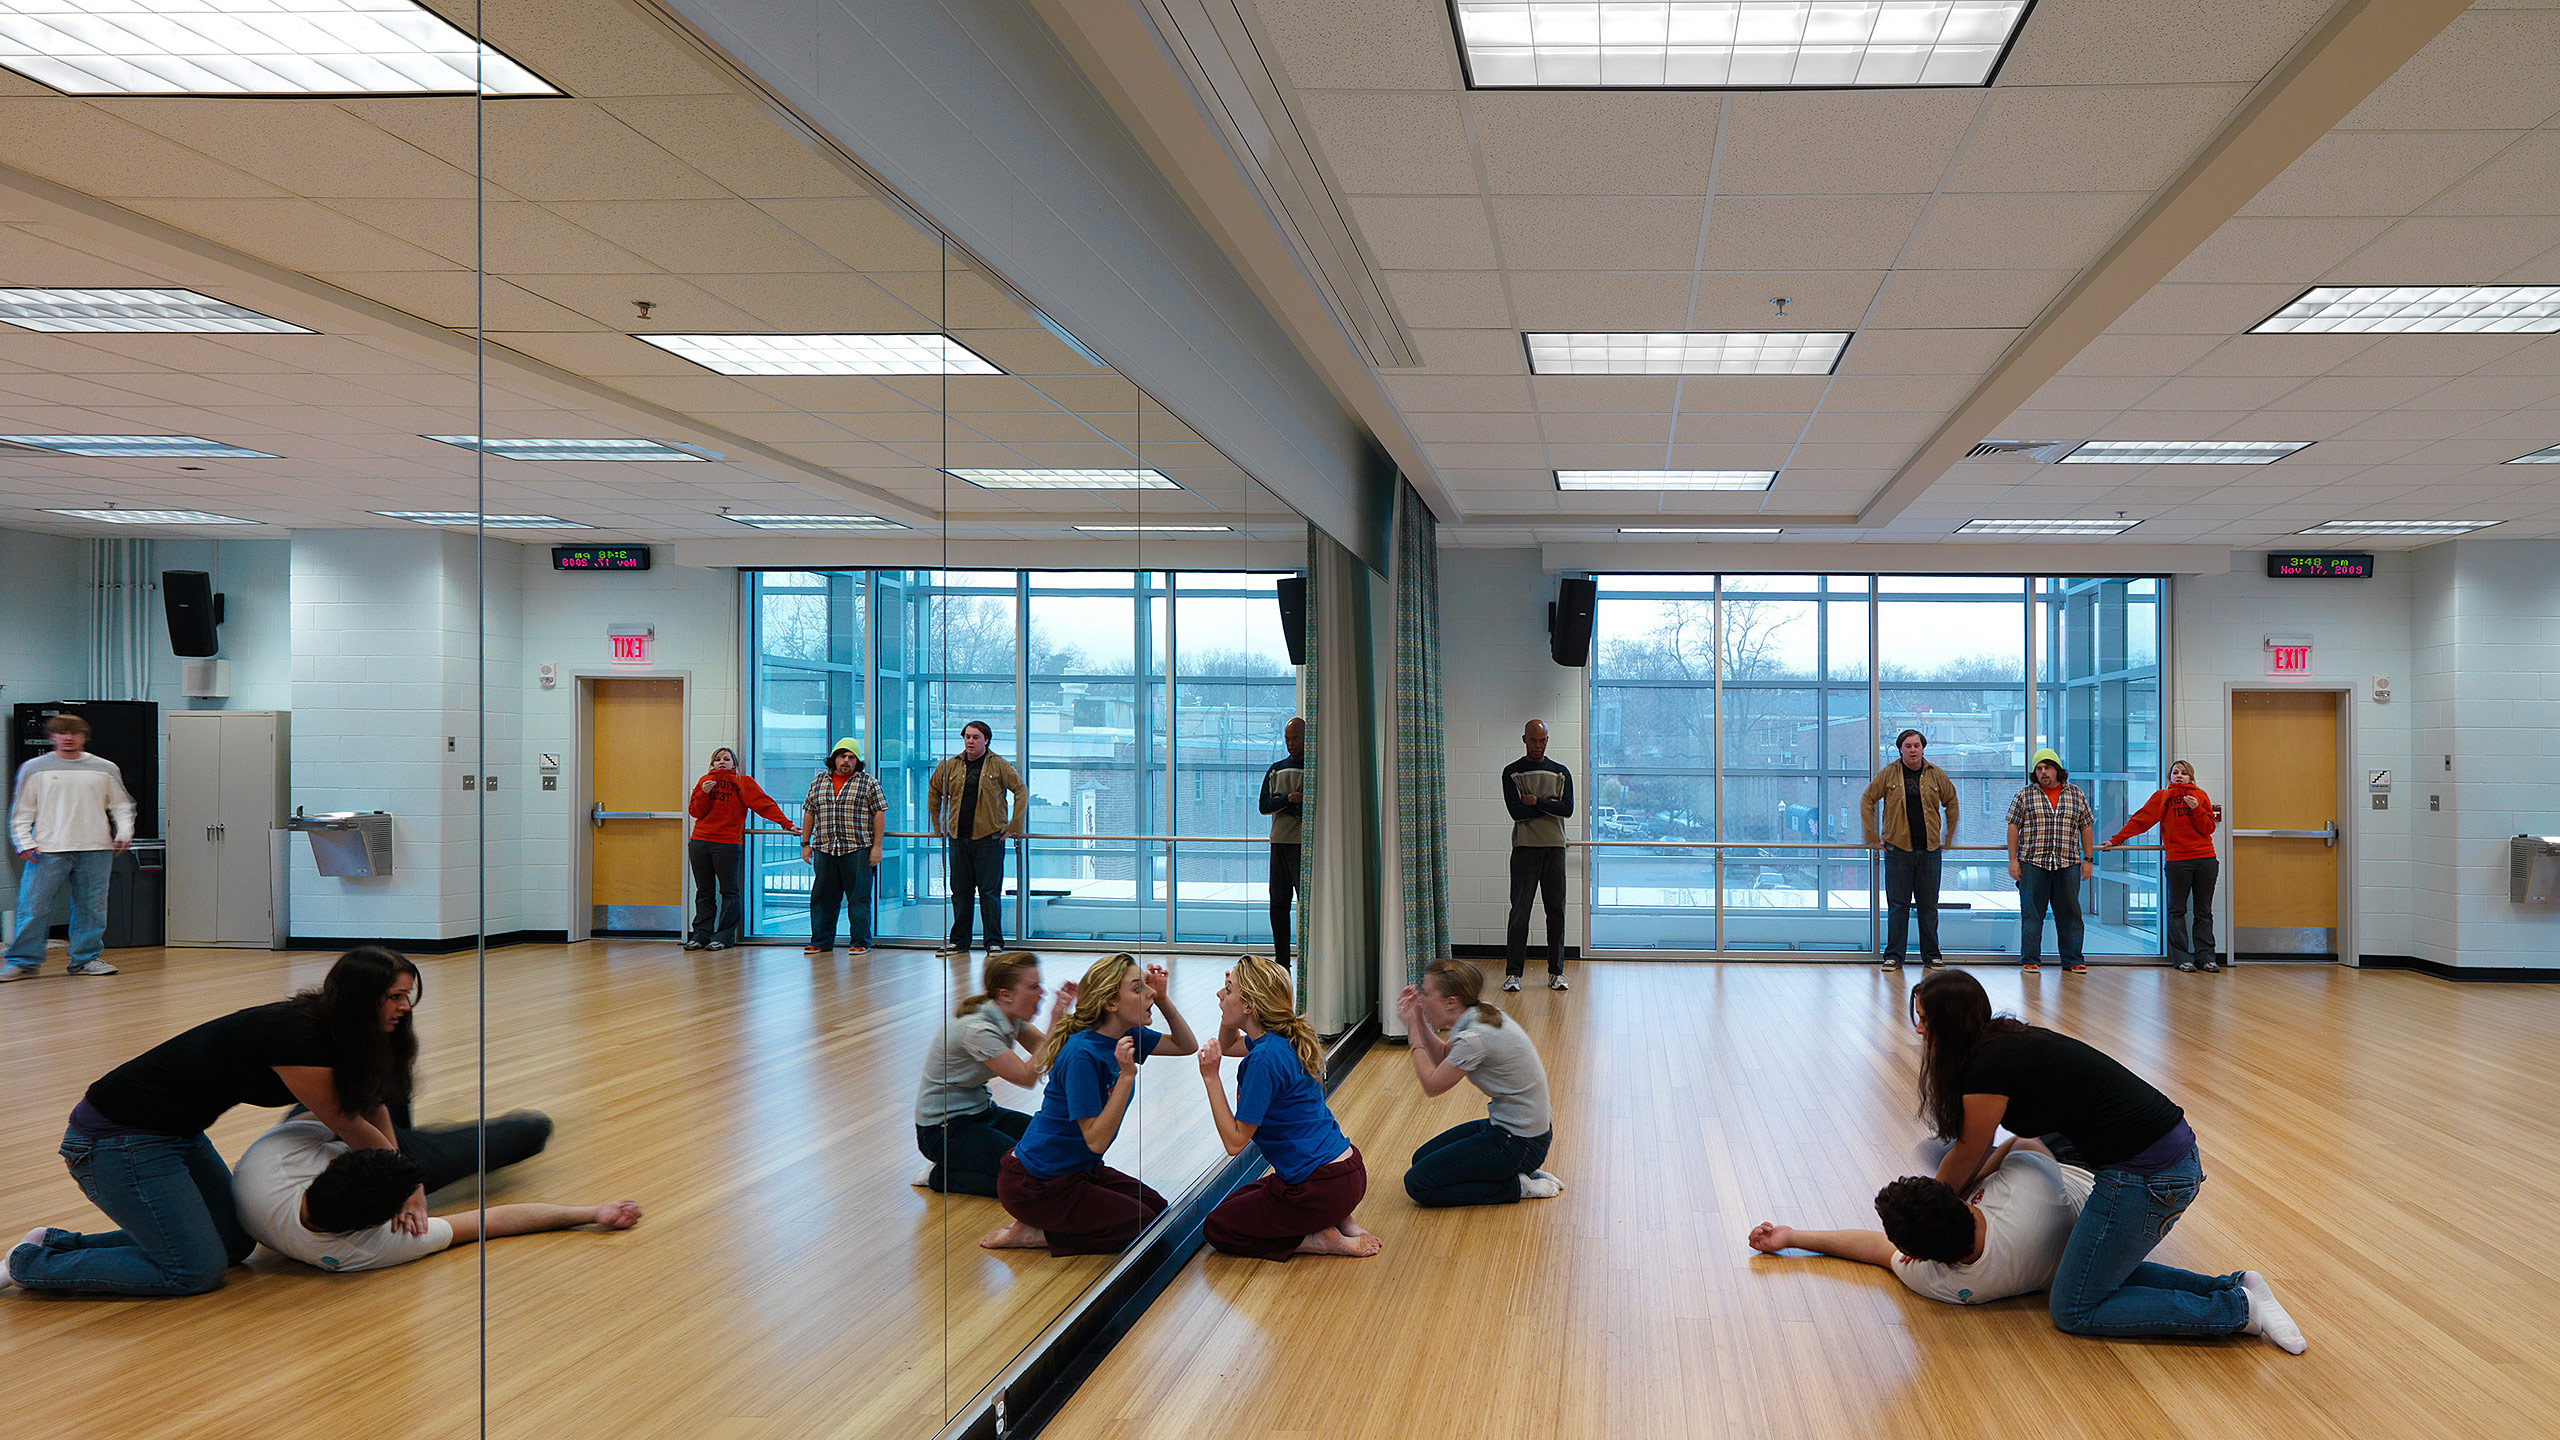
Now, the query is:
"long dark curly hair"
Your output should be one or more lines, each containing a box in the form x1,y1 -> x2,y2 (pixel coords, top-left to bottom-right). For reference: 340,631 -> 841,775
1911,970 -> 2025,1140
287,945 -> 421,1117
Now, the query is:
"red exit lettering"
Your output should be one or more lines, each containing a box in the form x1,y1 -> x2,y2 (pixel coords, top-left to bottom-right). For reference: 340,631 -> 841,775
611,635 -> 649,663
2269,645 -> 2311,672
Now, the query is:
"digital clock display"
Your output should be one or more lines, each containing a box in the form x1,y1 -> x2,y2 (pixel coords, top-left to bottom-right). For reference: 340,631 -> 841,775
2266,552 -> 2374,579
552,546 -> 651,572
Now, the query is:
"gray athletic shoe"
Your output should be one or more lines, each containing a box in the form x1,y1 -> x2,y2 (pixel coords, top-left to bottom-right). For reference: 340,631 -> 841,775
68,959 -> 118,976
0,963 -> 37,982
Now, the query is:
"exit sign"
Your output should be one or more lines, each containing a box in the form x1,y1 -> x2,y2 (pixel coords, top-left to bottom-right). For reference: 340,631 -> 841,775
2264,632 -> 2312,677
610,634 -> 649,663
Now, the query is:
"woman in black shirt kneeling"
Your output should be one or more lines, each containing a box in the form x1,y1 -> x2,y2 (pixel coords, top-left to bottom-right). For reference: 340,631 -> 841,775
9,946 -> 423,1297
1910,970 -> 2305,1352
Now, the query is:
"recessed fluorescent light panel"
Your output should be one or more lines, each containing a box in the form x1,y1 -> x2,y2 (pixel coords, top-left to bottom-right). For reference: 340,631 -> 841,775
375,511 -> 590,530
2060,440 -> 2307,465
0,0 -> 558,96
1957,518 -> 2141,535
40,508 -> 258,525
1526,331 -> 1849,375
0,287 -> 309,333
1071,525 -> 1231,533
2505,445 -> 2560,464
950,468 -> 1181,490
2297,519 -> 2503,536
425,435 -> 710,462
0,434 -> 275,458
2251,285 -> 2560,335
1453,1 -> 2031,88
639,333 -> 1001,376
723,514 -> 906,531
1619,526 -> 1782,534
1557,470 -> 1777,491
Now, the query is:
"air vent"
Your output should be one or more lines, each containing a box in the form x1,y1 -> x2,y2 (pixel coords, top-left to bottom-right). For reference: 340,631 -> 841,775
1965,440 -> 2074,462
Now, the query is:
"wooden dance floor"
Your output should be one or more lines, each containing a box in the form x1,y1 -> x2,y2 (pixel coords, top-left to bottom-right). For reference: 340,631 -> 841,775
1048,961 -> 2560,1440
0,940 -> 1231,1440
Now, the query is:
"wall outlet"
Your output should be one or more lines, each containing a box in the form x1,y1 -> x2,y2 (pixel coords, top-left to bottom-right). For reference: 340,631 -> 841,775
2372,793 -> 2388,810
2430,794 -> 2441,811
541,775 -> 557,791
462,774 -> 475,790
485,775 -> 499,792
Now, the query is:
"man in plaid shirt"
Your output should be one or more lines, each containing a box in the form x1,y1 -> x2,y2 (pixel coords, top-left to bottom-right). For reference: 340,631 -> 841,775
2005,747 -> 2094,975
802,738 -> 886,956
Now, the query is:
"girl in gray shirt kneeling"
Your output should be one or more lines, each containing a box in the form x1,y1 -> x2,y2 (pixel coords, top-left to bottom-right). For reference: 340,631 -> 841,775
915,952 -> 1072,1195
1394,959 -> 1560,1206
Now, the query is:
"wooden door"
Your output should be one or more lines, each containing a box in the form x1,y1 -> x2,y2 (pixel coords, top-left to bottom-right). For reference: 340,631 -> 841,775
590,679 -> 685,932
163,713 -> 221,946
2229,689 -> 2340,956
213,714 -> 279,946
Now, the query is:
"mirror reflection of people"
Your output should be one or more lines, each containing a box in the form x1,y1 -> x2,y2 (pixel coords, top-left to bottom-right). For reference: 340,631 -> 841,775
2005,748 -> 2094,975
982,955 -> 1198,1255
2100,760 -> 2221,973
5,712 -> 136,981
1198,955 -> 1378,1259
1861,729 -> 1958,972
1501,719 -> 1574,993
1394,959 -> 1560,1207
1748,1137 -> 2093,1305
914,952 -> 1074,1195
231,1115 -> 638,1274
1259,718 -> 1306,968
928,722 -> 1027,958
686,746 -> 796,953
9,947 -> 422,1296
801,739 -> 884,958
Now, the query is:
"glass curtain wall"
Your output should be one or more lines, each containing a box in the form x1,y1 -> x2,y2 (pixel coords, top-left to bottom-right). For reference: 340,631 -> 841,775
746,569 -> 1297,949
1589,573 -> 2166,957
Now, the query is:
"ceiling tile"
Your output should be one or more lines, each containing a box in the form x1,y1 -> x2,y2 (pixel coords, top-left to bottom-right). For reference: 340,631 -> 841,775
1348,197 -> 1499,269
2164,216 -> 2397,285
1466,92 -> 1722,195
599,96 -> 868,200
2400,374 -> 2560,410
1943,85 -> 2249,194
2338,9 -> 2560,131
1686,272 -> 1885,330
752,198 -> 945,273
1410,329 -> 1534,374
1668,412 -> 1813,444
2131,375 -> 2305,410
1297,92 -> 1477,195
2326,216 -> 2560,282
1834,328 -> 2020,376
104,99 -> 476,201
510,273 -> 768,334
1801,412 -> 1939,445
107,198 -> 454,273
1902,193 -> 2148,272
1865,270 -> 2075,329
357,101 -> 730,204
314,273 -> 598,331
2058,334 -> 2226,377
1821,376 -> 1975,411
1384,375 -> 1532,411
2184,334 -> 2377,376
1714,90 -> 1978,196
547,200 -> 838,274
2263,375 -> 2446,411
2244,130 -> 2521,218
1491,197 -> 1703,271
1671,377 -> 1831,411
1697,196 -> 1927,271
0,99 -> 287,199
1531,376 -> 1680,411
1504,271 -> 1690,329
1403,410 -> 1543,443
1997,0 -> 2338,86
1540,413 -> 1673,444
1254,0 -> 1458,90
2107,283 -> 2304,335
2325,334 -> 2538,378
692,273 -> 935,331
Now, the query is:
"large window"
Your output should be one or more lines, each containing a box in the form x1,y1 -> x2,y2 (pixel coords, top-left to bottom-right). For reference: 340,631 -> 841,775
1589,573 -> 2167,957
744,569 -> 1296,947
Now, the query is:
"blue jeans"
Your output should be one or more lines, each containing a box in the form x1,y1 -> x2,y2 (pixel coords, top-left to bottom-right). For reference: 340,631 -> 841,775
6,849 -> 112,969
8,1128 -> 252,1296
1404,1119 -> 1551,1208
2049,1146 -> 2248,1337
2017,863 -> 2084,964
1881,846 -> 1942,961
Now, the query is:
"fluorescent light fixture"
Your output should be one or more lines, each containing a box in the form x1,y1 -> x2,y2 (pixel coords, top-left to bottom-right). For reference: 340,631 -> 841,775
40,508 -> 258,525
1957,518 -> 2142,535
2297,519 -> 2503,536
1453,0 -> 2030,88
1527,331 -> 1848,375
375,511 -> 591,530
2504,445 -> 2560,464
0,287 -> 309,333
2060,440 -> 2308,465
1071,524 -> 1231,533
949,468 -> 1181,490
425,435 -> 711,463
0,434 -> 275,458
639,333 -> 1001,376
723,514 -> 906,531
0,0 -> 557,96
2251,285 -> 2560,335
1557,470 -> 1776,491
1619,526 -> 1782,534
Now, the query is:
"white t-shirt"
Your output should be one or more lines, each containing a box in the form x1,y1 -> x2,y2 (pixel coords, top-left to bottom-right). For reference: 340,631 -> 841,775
1890,1150 -> 2095,1305
234,1117 -> 455,1273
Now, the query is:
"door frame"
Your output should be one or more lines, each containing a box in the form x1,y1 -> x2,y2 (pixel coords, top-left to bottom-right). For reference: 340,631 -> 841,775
2220,681 -> 2357,964
570,670 -> 693,944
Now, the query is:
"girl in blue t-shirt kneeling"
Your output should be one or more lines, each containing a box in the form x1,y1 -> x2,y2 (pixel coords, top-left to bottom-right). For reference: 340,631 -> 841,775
1198,956 -> 1377,1260
982,953 -> 1197,1256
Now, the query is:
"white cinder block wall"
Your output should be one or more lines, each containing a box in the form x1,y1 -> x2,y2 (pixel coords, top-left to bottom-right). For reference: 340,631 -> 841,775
1436,548 -> 1587,953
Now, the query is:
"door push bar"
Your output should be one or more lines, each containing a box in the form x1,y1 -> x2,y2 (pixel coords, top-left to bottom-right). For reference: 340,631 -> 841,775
2231,821 -> 2338,848
593,803 -> 687,828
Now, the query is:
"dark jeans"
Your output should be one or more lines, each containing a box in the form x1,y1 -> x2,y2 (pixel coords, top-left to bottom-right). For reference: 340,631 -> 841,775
687,839 -> 743,946
2018,863 -> 2085,964
1881,845 -> 1943,962
916,1104 -> 1033,1197
1269,843 -> 1300,967
948,835 -> 1005,950
10,1128 -> 251,1296
398,1110 -> 555,1195
2165,857 -> 2220,966
1506,846 -> 1566,978
2049,1146 -> 2248,1337
809,849 -> 874,951
1404,1119 -> 1552,1208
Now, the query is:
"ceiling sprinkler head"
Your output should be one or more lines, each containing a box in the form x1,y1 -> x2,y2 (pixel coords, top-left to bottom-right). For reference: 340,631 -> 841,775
1771,297 -> 1791,317
632,300 -> 656,321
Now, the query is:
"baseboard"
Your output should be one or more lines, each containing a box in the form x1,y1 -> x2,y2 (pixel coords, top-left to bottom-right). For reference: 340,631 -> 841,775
286,930 -> 569,955
1452,943 -> 1584,964
2357,954 -> 2560,983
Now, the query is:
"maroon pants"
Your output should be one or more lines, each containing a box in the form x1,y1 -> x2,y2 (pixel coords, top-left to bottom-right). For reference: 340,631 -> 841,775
1203,1147 -> 1367,1261
996,1150 -> 1168,1256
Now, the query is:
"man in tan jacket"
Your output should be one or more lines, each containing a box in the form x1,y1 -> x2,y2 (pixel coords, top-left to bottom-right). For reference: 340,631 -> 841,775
927,721 -> 1027,956
1860,729 -> 1959,971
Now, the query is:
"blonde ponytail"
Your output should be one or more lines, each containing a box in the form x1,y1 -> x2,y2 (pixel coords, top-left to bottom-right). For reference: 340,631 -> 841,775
1231,954 -> 1323,1080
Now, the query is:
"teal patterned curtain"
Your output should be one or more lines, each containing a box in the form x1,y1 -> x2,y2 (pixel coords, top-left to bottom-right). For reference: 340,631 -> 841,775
1395,487 -> 1449,982
1295,527 -> 1319,988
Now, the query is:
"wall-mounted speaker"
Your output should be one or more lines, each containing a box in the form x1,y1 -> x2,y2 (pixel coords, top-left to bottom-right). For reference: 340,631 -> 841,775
1549,576 -> 1598,667
163,570 -> 224,657
1275,576 -> 1308,667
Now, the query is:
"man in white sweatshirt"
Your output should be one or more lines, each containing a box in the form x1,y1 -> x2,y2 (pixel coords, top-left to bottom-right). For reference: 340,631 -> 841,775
6,713 -> 136,979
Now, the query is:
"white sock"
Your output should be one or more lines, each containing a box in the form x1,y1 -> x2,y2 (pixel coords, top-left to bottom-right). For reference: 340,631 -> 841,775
1517,1171 -> 1563,1199
911,1162 -> 937,1188
2240,1270 -> 2305,1354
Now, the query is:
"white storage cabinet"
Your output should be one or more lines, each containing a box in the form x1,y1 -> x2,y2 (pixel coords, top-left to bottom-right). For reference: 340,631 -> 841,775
165,710 -> 289,947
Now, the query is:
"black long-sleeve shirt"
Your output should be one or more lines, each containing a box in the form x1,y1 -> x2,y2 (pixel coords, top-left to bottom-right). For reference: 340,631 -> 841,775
1501,755 -> 1573,848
